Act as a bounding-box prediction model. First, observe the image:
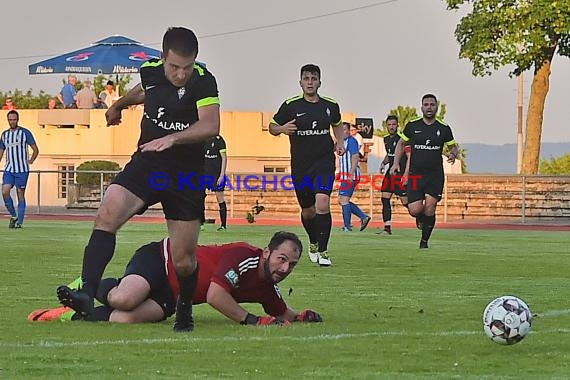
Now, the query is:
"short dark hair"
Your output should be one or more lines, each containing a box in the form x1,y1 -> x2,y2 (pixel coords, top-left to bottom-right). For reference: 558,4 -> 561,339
7,110 -> 18,119
386,115 -> 398,123
422,93 -> 438,104
106,80 -> 114,86
163,27 -> 199,57
300,64 -> 321,79
267,231 -> 303,257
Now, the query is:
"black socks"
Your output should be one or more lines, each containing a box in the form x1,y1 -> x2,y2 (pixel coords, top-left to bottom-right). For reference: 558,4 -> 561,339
81,230 -> 116,298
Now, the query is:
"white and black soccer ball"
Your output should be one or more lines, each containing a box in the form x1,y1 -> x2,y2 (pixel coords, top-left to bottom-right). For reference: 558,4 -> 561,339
483,295 -> 532,345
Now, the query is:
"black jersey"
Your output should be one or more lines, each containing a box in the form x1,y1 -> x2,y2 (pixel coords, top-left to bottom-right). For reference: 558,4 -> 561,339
383,133 -> 407,170
204,135 -> 226,175
272,95 -> 341,173
138,60 -> 219,165
399,117 -> 455,172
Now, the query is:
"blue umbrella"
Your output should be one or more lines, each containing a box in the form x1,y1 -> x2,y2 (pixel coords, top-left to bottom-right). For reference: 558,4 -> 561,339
28,36 -> 162,75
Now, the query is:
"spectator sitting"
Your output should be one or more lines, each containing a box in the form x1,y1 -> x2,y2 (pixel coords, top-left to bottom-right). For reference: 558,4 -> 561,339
2,97 -> 17,110
75,79 -> 97,109
99,80 -> 118,108
47,98 -> 59,109
94,97 -> 108,109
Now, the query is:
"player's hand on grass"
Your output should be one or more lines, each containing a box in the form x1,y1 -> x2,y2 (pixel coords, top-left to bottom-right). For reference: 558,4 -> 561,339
241,313 -> 290,326
257,316 -> 291,326
295,309 -> 323,323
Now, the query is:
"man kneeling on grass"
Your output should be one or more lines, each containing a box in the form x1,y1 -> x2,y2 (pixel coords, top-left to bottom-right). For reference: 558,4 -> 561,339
29,231 -> 322,326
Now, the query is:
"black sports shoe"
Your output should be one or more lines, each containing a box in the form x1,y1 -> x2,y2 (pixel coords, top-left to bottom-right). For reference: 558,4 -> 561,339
360,216 -> 371,231
419,240 -> 429,249
56,285 -> 94,316
383,225 -> 392,235
173,298 -> 194,332
8,217 -> 17,228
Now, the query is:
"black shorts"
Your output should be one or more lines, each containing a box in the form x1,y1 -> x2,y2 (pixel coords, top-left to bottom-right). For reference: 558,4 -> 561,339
123,242 -> 176,319
406,170 -> 444,204
112,152 -> 205,221
292,161 -> 335,209
381,173 -> 407,197
202,169 -> 225,192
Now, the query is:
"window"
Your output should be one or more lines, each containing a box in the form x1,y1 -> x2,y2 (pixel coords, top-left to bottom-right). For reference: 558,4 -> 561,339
263,166 -> 287,173
58,165 -> 75,198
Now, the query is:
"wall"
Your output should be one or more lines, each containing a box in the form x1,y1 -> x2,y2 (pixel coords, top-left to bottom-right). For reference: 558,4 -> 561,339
0,109 -> 355,205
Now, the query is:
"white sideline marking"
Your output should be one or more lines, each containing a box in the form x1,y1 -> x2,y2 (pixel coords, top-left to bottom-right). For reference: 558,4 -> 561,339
2,329 -> 570,349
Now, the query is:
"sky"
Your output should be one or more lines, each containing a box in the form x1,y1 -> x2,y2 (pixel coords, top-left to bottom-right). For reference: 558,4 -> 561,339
1,0 -> 569,145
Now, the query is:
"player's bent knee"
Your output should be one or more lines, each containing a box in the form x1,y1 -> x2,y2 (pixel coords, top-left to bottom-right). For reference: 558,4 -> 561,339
407,207 -> 423,217
108,291 -> 139,311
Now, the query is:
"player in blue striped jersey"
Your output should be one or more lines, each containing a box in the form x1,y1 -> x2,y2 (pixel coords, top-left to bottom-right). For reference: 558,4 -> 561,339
1,110 -> 39,228
337,122 -> 370,232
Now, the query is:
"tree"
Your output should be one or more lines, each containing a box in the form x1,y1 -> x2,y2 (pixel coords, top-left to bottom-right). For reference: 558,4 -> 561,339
76,160 -> 121,186
375,105 -> 418,137
92,74 -> 132,97
1,89 -> 53,109
445,0 -> 570,174
539,153 -> 570,175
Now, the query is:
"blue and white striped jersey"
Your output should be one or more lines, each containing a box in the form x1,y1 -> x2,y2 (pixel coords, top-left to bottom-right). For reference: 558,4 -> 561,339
0,127 -> 36,173
338,136 -> 360,180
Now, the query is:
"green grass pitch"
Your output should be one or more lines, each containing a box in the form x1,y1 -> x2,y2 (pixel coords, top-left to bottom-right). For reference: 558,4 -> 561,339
1,221 -> 569,379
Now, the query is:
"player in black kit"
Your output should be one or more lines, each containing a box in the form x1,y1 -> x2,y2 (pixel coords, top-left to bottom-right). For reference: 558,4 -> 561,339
390,94 -> 458,248
269,64 -> 344,267
203,135 -> 228,231
379,115 -> 410,235
56,27 -> 220,332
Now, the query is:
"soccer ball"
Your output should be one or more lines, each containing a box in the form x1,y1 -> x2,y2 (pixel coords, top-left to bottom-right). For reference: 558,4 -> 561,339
483,295 -> 532,345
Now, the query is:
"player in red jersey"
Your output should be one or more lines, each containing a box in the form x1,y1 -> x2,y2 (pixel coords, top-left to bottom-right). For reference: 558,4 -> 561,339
44,231 -> 322,325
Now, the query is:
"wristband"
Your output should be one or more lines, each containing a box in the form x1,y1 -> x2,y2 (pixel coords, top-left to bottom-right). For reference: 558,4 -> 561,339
240,313 -> 259,325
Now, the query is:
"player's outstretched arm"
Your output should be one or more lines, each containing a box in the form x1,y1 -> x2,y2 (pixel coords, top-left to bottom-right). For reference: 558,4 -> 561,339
206,282 -> 250,323
170,104 -> 220,145
206,282 -> 290,326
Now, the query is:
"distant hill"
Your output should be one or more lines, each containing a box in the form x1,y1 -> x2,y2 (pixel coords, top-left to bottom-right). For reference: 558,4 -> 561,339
462,142 -> 570,174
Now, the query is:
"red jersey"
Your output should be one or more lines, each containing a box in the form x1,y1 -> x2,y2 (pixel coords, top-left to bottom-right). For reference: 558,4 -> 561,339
160,239 -> 287,316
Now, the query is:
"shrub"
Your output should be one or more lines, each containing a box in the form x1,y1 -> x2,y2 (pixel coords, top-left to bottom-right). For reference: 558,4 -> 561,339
76,160 -> 121,185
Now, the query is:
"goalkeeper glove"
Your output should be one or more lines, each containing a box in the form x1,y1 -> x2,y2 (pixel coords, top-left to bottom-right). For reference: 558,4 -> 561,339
240,313 -> 290,326
295,309 -> 323,323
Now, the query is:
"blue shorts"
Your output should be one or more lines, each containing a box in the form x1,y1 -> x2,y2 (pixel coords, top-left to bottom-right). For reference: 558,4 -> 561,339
2,172 -> 30,189
338,179 -> 358,197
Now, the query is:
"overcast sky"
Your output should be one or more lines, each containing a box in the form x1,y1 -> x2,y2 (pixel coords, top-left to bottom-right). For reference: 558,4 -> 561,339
1,0 -> 568,144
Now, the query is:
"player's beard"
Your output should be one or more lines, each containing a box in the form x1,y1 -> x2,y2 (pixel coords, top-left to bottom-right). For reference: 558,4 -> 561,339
263,260 -> 274,283
263,258 -> 285,284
